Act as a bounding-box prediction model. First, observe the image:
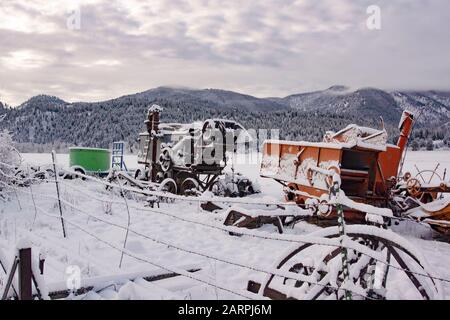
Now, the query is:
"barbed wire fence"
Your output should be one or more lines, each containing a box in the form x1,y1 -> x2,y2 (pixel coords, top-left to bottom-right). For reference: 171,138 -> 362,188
0,160 -> 448,300
5,183 -> 377,300
1,163 -> 449,285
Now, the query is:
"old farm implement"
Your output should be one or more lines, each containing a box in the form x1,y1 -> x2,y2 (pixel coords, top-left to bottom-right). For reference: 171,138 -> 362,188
247,224 -> 444,300
255,110 -> 450,234
115,105 -> 257,198
196,109 -> 448,299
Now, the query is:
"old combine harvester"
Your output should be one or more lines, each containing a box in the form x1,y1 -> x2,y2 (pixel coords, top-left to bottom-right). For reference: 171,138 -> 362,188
112,104 -> 256,197
257,110 -> 450,232
242,110 -> 449,300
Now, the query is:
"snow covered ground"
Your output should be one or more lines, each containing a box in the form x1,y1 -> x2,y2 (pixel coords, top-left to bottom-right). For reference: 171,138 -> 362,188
0,151 -> 449,300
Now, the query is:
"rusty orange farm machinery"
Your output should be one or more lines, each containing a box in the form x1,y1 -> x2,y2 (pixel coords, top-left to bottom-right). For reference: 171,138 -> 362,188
219,110 -> 448,300
252,110 -> 450,233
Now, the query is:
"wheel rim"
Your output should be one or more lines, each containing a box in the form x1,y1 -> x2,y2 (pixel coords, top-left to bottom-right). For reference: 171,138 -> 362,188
159,149 -> 172,172
414,170 -> 444,201
181,178 -> 200,196
211,181 -> 226,196
159,178 -> 177,194
260,226 -> 442,300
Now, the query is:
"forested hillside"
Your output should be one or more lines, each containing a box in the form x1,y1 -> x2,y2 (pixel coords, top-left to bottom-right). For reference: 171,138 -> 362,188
0,86 -> 449,153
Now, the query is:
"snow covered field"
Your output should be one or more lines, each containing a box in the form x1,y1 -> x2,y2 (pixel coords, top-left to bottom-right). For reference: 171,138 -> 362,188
0,151 -> 449,300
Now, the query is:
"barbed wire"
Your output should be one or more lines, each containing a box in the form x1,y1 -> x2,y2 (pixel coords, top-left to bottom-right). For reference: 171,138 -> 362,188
2,180 -> 378,299
1,163 -> 449,295
33,205 -> 258,300
6,178 -> 450,296
63,192 -> 450,289
58,177 -> 440,253
3,173 -> 442,254
2,175 -> 450,290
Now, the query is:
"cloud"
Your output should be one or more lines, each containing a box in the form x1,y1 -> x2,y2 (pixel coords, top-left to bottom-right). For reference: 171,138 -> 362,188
0,50 -> 53,70
0,0 -> 449,106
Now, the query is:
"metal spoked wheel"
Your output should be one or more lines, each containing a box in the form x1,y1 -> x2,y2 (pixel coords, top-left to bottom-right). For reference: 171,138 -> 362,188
158,178 -> 177,203
180,178 -> 200,196
414,169 -> 444,203
73,167 -> 86,181
317,194 -> 333,218
202,121 -> 215,145
257,225 -> 443,300
134,168 -> 148,181
159,149 -> 173,172
210,180 -> 228,197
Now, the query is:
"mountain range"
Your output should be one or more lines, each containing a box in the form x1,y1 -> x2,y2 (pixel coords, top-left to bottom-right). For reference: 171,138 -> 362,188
0,86 -> 449,152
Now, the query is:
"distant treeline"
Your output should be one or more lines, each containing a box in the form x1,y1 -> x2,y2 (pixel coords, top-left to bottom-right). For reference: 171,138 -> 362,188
1,95 -> 448,153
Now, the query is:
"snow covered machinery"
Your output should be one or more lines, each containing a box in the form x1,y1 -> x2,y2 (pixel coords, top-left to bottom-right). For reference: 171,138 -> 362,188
247,111 -> 446,300
247,224 -> 444,300
260,111 -> 450,233
135,105 -> 256,197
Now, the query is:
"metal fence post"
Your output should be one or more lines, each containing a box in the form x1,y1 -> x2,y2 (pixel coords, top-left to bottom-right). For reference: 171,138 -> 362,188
331,183 -> 352,301
117,177 -> 131,269
52,150 -> 66,238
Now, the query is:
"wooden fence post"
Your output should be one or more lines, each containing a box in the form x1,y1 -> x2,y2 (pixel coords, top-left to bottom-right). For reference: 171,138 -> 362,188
18,248 -> 32,300
1,246 -> 44,300
39,254 -> 45,275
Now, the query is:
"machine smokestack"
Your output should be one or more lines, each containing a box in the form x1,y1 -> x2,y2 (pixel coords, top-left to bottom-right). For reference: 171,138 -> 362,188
146,104 -> 162,134
145,104 -> 163,182
397,111 -> 414,152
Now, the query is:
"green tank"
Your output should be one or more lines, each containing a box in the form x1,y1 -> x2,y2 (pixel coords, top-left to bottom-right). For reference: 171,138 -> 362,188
69,147 -> 111,174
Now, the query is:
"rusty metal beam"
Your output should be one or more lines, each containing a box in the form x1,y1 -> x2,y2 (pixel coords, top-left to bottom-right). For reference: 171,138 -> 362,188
1,257 -> 19,300
247,280 -> 289,300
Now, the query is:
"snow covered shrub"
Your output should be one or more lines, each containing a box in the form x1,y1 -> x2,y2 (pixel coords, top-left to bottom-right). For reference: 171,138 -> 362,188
58,187 -> 79,212
0,130 -> 21,193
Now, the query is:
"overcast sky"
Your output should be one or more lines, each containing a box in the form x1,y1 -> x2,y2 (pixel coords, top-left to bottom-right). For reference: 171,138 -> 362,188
0,0 -> 449,106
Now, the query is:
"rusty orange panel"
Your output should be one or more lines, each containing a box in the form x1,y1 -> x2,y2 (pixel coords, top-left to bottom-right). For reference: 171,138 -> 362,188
318,148 -> 342,164
280,143 -> 298,157
263,142 -> 275,157
378,146 -> 402,181
298,146 -> 320,163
